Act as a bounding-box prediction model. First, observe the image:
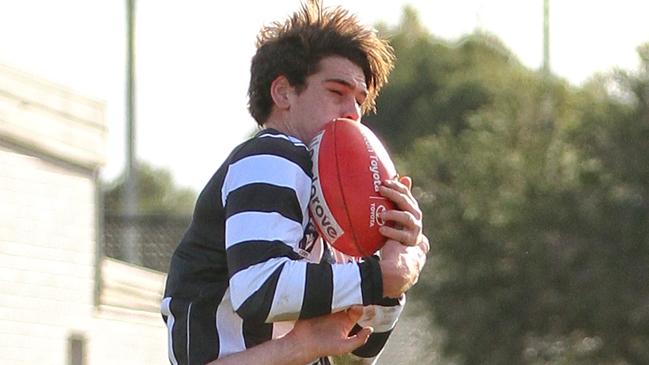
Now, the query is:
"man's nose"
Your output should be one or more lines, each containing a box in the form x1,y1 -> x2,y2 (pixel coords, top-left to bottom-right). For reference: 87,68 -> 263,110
341,101 -> 361,122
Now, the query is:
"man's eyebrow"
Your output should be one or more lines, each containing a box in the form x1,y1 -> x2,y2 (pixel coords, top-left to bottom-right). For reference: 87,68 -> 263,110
323,78 -> 368,97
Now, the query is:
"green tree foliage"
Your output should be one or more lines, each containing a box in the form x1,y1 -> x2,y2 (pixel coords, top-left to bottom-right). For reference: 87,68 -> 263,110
366,6 -> 525,153
373,8 -> 649,365
103,161 -> 197,215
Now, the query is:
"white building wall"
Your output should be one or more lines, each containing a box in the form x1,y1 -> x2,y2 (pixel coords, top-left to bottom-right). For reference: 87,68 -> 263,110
89,312 -> 168,365
90,258 -> 168,365
0,63 -> 168,365
0,145 -> 96,365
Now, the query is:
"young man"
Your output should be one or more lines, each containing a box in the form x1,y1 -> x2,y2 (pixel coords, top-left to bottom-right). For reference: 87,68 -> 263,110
161,1 -> 429,364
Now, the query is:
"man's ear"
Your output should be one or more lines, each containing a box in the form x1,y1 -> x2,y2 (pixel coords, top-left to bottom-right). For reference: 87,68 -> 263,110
270,75 -> 292,110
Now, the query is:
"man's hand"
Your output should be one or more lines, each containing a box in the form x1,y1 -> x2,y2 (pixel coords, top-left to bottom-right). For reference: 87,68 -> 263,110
379,237 -> 429,298
287,306 -> 373,362
378,176 -> 423,246
208,307 -> 372,365
377,176 -> 430,298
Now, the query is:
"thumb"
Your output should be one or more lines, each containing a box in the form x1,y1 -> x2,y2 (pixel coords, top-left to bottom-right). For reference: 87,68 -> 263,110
346,305 -> 364,323
400,175 -> 413,190
341,326 -> 373,353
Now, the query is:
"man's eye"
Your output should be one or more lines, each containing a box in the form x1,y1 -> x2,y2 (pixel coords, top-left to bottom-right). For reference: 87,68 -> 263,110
329,89 -> 343,96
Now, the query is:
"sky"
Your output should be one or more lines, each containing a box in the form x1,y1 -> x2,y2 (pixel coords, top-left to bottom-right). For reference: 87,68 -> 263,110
1,0 -> 647,192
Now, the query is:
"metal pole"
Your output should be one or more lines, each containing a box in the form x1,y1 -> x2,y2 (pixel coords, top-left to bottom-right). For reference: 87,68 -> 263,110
541,0 -> 554,131
543,0 -> 550,74
124,0 -> 140,265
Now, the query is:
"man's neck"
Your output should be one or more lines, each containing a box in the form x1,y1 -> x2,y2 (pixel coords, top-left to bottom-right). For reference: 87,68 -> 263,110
264,116 -> 303,142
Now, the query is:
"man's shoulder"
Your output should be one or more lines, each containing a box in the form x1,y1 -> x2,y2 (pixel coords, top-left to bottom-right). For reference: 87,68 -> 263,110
229,129 -> 312,171
244,128 -> 309,155
253,129 -> 309,150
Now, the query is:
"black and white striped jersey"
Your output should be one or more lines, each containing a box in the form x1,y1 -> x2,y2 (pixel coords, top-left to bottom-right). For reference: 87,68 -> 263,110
161,128 -> 384,364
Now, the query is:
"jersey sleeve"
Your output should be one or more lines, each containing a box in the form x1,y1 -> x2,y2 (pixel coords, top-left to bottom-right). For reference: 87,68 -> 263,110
328,246 -> 405,362
349,295 -> 405,361
221,133 -> 384,323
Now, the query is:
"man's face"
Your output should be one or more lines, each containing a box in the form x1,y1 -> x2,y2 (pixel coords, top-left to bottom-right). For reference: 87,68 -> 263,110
286,56 -> 368,143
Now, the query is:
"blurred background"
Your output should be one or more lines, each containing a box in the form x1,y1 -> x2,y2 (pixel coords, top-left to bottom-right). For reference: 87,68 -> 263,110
1,0 -> 648,364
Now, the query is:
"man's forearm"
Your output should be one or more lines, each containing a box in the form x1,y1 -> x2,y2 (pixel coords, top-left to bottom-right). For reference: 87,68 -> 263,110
207,334 -> 312,365
208,307 -> 373,365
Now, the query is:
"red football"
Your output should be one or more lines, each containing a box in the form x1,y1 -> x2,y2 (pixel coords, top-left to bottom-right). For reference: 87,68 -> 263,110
309,118 -> 398,257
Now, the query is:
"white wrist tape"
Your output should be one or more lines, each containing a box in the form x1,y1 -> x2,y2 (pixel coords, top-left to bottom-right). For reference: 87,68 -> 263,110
357,295 -> 405,333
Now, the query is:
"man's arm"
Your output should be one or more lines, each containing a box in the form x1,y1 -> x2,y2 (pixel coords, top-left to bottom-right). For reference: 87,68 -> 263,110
224,137 -> 427,327
332,177 -> 430,364
378,176 -> 429,298
208,306 -> 372,365
222,137 -> 387,324
330,296 -> 405,365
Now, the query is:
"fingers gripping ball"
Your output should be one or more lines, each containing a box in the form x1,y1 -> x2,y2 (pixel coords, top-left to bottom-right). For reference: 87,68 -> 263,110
309,118 -> 398,257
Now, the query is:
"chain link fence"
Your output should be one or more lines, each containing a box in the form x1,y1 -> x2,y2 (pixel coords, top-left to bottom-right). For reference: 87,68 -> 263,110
103,214 -> 191,272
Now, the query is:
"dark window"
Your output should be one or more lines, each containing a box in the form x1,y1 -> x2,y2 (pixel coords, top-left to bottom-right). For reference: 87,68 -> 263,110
68,333 -> 86,365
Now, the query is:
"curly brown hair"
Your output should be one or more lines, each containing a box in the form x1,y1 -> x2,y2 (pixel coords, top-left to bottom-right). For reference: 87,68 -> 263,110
247,0 -> 395,126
